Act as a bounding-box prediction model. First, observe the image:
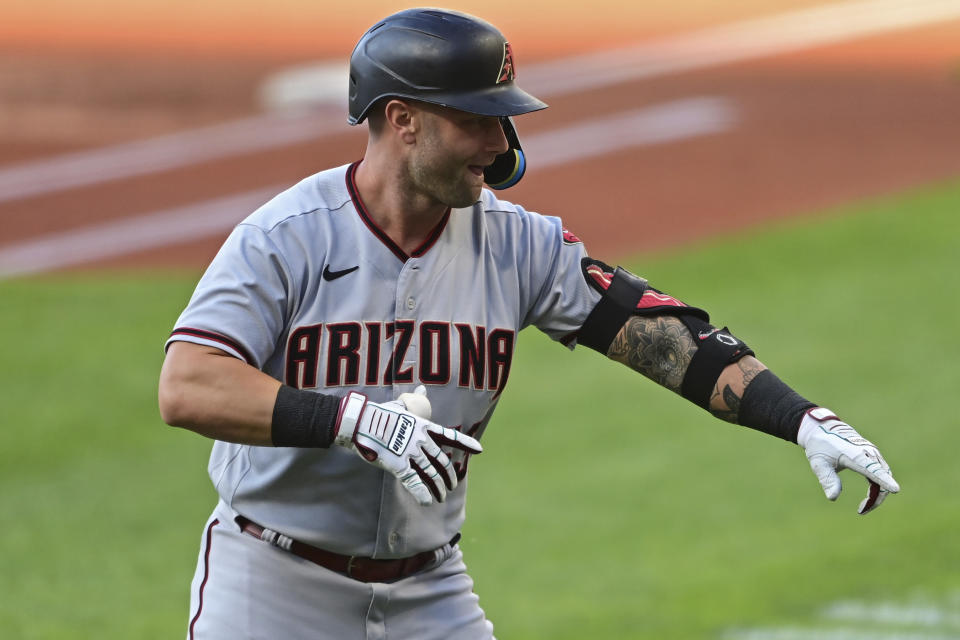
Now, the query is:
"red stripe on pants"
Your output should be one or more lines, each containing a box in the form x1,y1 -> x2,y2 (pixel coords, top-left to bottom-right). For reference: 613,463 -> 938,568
189,518 -> 220,639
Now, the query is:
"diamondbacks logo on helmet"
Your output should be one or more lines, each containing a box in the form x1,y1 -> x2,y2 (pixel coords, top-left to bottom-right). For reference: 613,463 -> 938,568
497,42 -> 515,83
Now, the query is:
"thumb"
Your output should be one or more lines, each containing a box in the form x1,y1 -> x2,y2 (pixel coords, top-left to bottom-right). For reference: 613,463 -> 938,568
808,454 -> 842,501
398,385 -> 432,420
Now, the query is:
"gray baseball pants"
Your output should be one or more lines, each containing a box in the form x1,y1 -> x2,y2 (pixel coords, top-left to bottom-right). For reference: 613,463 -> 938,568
185,503 -> 495,639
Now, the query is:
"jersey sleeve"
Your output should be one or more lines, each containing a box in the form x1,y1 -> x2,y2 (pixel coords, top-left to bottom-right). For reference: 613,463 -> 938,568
165,222 -> 294,368
518,213 -> 601,350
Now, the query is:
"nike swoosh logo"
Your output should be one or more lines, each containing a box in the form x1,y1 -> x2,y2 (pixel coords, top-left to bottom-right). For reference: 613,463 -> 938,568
322,264 -> 359,281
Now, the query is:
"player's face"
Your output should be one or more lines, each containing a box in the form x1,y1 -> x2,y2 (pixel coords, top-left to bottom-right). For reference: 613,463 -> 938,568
408,106 -> 509,208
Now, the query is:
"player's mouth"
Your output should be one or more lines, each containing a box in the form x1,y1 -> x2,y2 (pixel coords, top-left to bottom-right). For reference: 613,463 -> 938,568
469,157 -> 498,178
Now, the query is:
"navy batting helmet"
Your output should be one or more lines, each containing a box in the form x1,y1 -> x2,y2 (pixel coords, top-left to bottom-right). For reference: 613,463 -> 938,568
348,8 -> 547,124
347,8 -> 546,189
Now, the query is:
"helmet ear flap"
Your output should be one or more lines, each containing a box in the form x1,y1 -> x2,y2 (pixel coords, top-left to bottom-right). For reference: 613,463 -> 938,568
484,117 -> 527,190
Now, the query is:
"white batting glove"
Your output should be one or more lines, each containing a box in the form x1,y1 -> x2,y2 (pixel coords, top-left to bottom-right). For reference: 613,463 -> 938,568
797,407 -> 900,515
334,386 -> 482,506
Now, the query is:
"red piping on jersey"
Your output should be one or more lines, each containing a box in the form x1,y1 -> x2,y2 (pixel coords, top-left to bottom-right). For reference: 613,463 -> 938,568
188,518 -> 220,640
345,161 -> 451,262
168,328 -> 254,364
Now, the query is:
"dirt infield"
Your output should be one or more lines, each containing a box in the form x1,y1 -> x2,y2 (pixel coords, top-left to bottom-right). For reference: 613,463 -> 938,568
1,2 -> 959,272
0,1 -> 839,58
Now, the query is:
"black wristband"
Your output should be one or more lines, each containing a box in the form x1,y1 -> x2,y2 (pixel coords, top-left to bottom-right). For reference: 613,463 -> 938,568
271,386 -> 340,448
737,369 -> 816,443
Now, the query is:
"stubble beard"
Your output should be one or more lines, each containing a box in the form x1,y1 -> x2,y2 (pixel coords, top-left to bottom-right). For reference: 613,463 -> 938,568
407,132 -> 482,209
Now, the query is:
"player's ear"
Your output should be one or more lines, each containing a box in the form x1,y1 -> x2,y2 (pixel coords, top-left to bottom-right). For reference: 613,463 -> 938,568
383,99 -> 418,143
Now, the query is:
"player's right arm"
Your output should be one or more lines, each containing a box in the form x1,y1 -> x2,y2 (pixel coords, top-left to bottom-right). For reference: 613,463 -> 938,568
158,215 -> 480,505
159,341 -> 280,446
159,341 -> 481,505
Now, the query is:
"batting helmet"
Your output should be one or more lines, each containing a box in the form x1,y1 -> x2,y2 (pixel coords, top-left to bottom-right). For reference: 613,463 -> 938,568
348,8 -> 547,124
347,8 -> 547,189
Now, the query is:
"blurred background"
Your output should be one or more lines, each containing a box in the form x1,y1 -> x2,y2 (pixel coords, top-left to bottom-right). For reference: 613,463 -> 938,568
1,1 -> 959,638
3,0 -> 959,272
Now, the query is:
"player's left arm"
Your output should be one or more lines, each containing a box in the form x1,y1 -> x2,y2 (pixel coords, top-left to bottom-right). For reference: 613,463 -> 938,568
606,315 -> 763,419
579,261 -> 900,514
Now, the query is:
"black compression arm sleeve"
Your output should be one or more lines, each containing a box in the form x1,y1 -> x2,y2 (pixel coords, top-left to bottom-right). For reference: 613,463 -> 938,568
271,386 -> 340,447
737,370 -> 816,443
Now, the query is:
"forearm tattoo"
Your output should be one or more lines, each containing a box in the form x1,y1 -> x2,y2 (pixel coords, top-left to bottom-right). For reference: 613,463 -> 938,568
606,315 -> 698,393
607,316 -> 767,423
708,357 -> 766,423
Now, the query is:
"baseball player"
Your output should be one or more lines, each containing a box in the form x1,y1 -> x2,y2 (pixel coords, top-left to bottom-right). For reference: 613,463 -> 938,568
158,8 -> 900,640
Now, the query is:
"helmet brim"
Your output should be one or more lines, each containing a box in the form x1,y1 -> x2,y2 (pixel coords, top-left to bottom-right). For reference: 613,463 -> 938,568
350,83 -> 547,125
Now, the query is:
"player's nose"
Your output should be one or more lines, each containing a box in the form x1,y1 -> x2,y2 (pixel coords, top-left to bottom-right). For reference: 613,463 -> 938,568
487,118 -> 510,155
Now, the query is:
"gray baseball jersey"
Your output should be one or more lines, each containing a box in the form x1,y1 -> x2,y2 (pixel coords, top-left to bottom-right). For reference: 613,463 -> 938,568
167,161 -> 600,559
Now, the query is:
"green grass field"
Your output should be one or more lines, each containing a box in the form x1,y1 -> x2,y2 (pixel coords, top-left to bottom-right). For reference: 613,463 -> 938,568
1,179 -> 958,639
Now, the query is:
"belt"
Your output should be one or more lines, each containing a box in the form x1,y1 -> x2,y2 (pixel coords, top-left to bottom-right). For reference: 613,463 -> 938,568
235,516 -> 456,583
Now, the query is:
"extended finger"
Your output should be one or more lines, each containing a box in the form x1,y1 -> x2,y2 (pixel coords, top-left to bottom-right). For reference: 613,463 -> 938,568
423,445 -> 457,491
397,467 -> 435,506
842,450 -> 901,494
410,456 -> 446,503
865,450 -> 901,493
429,426 -> 483,454
874,470 -> 900,494
858,465 -> 900,494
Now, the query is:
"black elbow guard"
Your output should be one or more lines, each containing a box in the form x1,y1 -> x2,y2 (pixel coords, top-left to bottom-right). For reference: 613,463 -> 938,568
577,258 -> 711,353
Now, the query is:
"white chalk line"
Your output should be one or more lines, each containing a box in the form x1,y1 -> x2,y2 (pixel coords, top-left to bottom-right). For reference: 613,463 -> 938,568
823,600 -> 960,629
0,187 -> 281,279
0,97 -> 736,278
264,0 -> 960,111
529,97 -> 737,169
518,0 -> 960,99
1,0 -> 958,205
723,594 -> 960,639
0,110 -> 346,204
723,629 -> 960,640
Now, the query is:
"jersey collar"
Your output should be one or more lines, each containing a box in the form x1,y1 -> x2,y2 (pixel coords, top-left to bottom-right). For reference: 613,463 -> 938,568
346,161 -> 451,263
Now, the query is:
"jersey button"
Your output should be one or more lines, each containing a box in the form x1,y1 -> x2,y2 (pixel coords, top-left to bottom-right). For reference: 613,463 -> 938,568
406,297 -> 415,310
